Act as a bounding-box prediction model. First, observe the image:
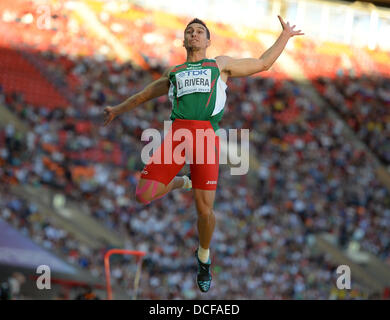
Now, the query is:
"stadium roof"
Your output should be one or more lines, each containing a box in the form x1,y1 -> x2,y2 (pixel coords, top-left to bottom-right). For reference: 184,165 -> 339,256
342,0 -> 390,9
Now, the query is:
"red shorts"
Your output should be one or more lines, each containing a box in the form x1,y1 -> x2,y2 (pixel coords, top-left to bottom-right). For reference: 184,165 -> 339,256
140,119 -> 220,190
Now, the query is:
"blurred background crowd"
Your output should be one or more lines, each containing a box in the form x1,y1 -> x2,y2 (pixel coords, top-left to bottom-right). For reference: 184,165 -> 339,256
1,0 -> 390,300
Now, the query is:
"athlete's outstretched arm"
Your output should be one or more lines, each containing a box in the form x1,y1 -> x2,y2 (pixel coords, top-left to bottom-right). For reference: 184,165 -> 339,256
103,67 -> 173,126
216,16 -> 304,78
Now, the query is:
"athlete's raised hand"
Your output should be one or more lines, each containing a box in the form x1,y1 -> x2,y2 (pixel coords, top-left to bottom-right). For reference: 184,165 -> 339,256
103,106 -> 117,126
277,15 -> 304,38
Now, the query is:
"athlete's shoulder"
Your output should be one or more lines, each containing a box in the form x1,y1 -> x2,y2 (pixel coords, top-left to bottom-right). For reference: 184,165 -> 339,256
215,56 -> 234,70
202,58 -> 219,68
215,55 -> 233,61
162,66 -> 176,77
169,63 -> 188,74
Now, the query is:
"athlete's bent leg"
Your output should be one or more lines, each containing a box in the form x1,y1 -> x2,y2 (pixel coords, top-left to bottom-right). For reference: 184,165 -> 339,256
135,177 -> 187,204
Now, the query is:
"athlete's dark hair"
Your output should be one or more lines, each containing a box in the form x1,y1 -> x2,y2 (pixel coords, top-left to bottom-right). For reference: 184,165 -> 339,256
185,18 -> 210,39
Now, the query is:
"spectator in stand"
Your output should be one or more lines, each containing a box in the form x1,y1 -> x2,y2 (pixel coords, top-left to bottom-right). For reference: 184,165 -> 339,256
0,272 -> 26,300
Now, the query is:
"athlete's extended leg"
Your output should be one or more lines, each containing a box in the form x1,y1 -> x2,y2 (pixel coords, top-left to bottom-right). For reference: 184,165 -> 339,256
135,176 -> 191,205
194,189 -> 216,251
193,188 -> 216,293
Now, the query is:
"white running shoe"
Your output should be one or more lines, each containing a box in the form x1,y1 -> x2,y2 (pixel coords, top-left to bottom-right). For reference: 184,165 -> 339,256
182,175 -> 192,190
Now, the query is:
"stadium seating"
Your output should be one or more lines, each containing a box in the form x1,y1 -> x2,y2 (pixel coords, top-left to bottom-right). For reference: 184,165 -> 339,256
1,0 -> 390,300
0,48 -> 68,108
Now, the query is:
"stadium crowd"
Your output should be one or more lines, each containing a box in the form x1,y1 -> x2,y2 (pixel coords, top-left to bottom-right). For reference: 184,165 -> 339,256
1,51 -> 389,299
315,74 -> 390,169
0,0 -> 389,300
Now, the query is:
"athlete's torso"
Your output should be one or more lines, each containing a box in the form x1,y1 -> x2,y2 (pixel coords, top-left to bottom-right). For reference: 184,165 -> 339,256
168,58 -> 228,131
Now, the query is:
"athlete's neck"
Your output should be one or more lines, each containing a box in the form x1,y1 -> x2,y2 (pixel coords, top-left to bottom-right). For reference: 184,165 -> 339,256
186,49 -> 207,63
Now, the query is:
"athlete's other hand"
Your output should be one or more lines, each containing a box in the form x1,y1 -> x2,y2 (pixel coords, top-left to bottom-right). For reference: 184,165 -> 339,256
103,106 -> 117,126
278,15 -> 304,38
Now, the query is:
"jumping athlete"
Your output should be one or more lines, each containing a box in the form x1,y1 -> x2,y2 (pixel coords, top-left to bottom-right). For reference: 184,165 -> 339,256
103,16 -> 303,293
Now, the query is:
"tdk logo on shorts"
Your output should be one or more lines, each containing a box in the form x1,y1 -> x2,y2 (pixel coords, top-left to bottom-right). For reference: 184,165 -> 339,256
206,181 -> 217,184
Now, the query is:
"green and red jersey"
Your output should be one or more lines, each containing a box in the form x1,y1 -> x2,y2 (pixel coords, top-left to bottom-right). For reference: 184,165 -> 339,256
168,58 -> 228,132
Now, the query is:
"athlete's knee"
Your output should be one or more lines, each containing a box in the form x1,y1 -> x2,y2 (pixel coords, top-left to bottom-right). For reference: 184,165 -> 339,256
135,180 -> 153,204
197,206 -> 213,219
135,193 -> 151,204
135,179 -> 165,204
135,187 -> 151,204
195,197 -> 214,218
195,189 -> 215,207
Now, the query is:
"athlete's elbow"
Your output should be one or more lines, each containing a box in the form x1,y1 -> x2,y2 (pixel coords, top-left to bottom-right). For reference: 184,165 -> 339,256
257,59 -> 271,72
261,62 -> 271,71
250,65 -> 269,75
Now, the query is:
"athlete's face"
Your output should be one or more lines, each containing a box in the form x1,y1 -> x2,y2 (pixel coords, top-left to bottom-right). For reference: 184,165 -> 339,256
183,23 -> 210,50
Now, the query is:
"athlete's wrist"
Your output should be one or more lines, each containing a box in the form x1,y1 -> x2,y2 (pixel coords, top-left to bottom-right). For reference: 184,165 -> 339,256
280,29 -> 293,39
111,105 -> 124,116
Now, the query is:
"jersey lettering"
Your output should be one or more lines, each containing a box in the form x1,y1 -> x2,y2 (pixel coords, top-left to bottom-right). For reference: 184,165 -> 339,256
175,69 -> 211,97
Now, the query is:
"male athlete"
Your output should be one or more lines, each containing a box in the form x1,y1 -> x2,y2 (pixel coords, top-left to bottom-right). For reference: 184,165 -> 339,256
103,16 -> 303,293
